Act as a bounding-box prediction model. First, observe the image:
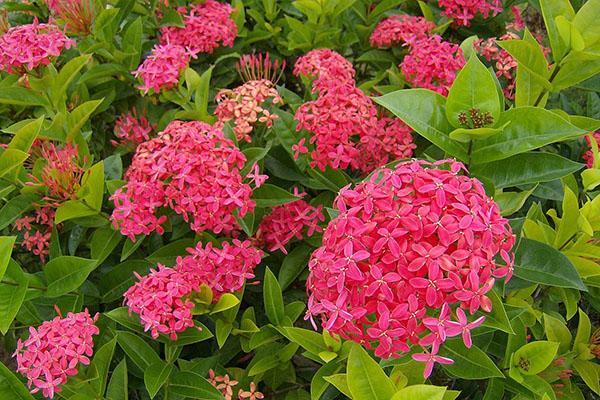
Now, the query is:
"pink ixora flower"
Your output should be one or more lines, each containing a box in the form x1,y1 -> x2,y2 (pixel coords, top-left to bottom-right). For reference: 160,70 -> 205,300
159,0 -> 237,55
45,0 -> 95,35
438,0 -> 502,26
112,109 -> 155,148
584,131 -> 600,168
133,43 -> 193,94
401,35 -> 465,95
305,159 -> 515,374
14,206 -> 55,262
0,20 -> 74,74
293,48 -> 356,93
13,308 -> 99,399
370,15 -> 435,48
125,240 -> 262,340
111,121 -> 255,240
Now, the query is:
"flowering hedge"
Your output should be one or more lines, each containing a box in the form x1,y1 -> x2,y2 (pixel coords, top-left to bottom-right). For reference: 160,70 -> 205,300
0,0 -> 599,399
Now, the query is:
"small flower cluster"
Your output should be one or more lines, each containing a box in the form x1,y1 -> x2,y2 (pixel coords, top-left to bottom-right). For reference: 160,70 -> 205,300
215,79 -> 282,142
45,0 -> 95,35
13,309 -> 99,399
14,206 -> 55,262
293,50 -> 415,173
112,109 -> 155,148
438,0 -> 503,26
124,240 -> 262,340
0,21 -> 74,74
133,43 -> 193,94
584,131 -> 600,168
111,121 -> 255,240
370,15 -> 435,48
159,0 -> 237,55
254,189 -> 325,254
208,370 -> 264,400
33,143 -> 84,206
306,159 -> 514,376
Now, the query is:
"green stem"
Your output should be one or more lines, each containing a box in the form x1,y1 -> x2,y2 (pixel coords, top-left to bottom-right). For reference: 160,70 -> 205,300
533,64 -> 562,107
1,279 -> 46,291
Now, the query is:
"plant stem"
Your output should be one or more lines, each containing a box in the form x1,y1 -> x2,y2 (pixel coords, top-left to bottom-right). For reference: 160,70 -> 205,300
1,279 -> 46,291
533,64 -> 562,107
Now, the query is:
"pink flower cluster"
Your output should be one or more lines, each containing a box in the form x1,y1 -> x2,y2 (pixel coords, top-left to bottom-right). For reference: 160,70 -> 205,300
370,15 -> 435,48
400,35 -> 465,95
111,121 -> 255,240
33,143 -> 84,206
112,109 -> 154,148
254,190 -> 325,253
0,21 -> 74,74
293,50 -> 415,173
124,240 -> 262,340
305,159 -> 514,375
133,44 -> 192,94
584,131 -> 600,168
438,0 -> 502,26
14,206 -> 55,262
475,33 -> 519,99
13,309 -> 99,399
45,0 -> 95,35
159,0 -> 237,55
208,370 -> 264,400
215,79 -> 282,142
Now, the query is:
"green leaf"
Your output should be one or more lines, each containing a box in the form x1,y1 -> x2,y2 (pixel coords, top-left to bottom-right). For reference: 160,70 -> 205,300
89,337 -> 117,396
117,331 -> 161,370
263,267 -> 285,325
440,340 -> 504,379
67,100 -> 103,141
0,361 -> 36,400
144,361 -> 173,399
540,0 -> 575,61
574,308 -> 591,346
481,289 -> 514,334
553,185 -> 579,249
0,87 -> 49,108
572,359 -> 600,395
78,161 -> 105,211
90,226 -> 122,266
0,193 -> 39,230
106,359 -> 128,400
0,149 -> 28,181
277,327 -> 327,355
278,243 -> 312,290
514,238 -> 585,290
0,260 -> 28,334
146,239 -> 195,265
512,341 -> 559,375
470,107 -> 585,164
252,184 -> 299,208
55,200 -> 99,223
498,37 -> 550,83
210,293 -> 240,314
495,186 -> 537,216
373,89 -> 468,160
346,343 -> 396,400
446,54 -> 501,128
471,153 -> 583,188
556,16 -> 585,52
121,17 -> 143,70
543,314 -> 572,353
552,45 -> 600,91
0,236 -> 16,282
391,385 -> 447,400
168,371 -> 223,399
323,373 -> 351,398
51,55 -> 91,106
572,0 -> 600,48
8,117 -> 43,152
448,126 -> 504,143
44,256 -> 98,297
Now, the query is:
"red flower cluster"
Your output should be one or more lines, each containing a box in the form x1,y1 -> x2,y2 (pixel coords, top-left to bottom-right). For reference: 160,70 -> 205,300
254,190 -> 325,254
159,0 -> 237,55
112,109 -> 155,148
293,50 -> 415,173
370,15 -> 435,48
124,240 -> 262,340
584,131 -> 600,168
111,121 -> 255,241
133,43 -> 193,94
13,309 -> 99,399
0,21 -> 74,74
475,33 -> 519,99
45,0 -> 95,35
306,159 -> 514,375
14,206 -> 55,262
438,0 -> 502,26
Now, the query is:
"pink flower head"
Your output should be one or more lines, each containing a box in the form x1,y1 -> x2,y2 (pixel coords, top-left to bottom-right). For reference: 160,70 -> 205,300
14,206 -> 55,262
13,309 -> 99,399
0,21 -> 74,74
401,35 -> 465,95
583,131 -> 600,168
254,194 -> 325,253
133,43 -> 192,94
215,79 -> 283,142
112,109 -> 155,148
370,15 -> 436,48
237,52 -> 286,84
45,0 -> 95,35
357,117 -> 416,173
438,0 -> 503,26
111,121 -> 255,240
293,49 -> 355,93
125,240 -> 262,340
474,33 -> 519,99
412,342 -> 454,378
159,0 -> 237,55
306,159 -> 514,362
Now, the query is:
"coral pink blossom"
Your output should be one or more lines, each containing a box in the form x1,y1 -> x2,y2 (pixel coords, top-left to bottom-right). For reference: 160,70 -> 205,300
370,15 -> 435,48
401,35 -> 465,95
13,309 -> 99,399
0,21 -> 74,74
15,206 -> 55,262
111,121 -> 255,240
133,43 -> 192,94
438,0 -> 502,26
293,49 -> 355,93
254,190 -> 325,253
215,79 -> 282,142
45,0 -> 95,35
474,32 -> 519,99
159,0 -> 237,55
584,131 -> 600,168
125,240 -> 262,340
112,110 -> 154,148
306,159 -> 514,370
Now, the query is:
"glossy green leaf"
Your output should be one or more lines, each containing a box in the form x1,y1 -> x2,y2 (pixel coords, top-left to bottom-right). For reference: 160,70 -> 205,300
168,371 -> 224,399
448,126 -> 504,143
44,256 -> 98,297
0,193 -> 39,230
512,341 -> 559,375
572,359 -> 600,395
0,362 -> 36,400
391,385 -> 447,400
347,343 -> 396,400
0,236 -> 16,282
481,289 -> 514,334
106,359 -> 128,400
117,331 -> 161,370
440,340 -> 504,379
252,184 -> 299,208
89,337 -> 117,396
210,293 -> 240,314
90,226 -> 122,266
543,314 -> 572,353
278,243 -> 312,290
277,327 -> 327,355
263,267 -> 285,325
572,0 -> 600,47
99,260 -> 151,303
540,0 -> 575,61
0,260 -> 28,334
144,361 -> 173,399
574,308 -> 591,346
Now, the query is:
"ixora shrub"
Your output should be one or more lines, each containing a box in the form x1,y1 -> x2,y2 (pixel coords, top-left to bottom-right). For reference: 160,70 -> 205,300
0,0 -> 600,400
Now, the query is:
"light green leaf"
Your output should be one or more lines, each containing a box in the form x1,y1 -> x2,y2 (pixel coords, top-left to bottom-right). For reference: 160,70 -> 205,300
277,327 -> 327,355
0,260 -> 28,334
512,341 -> 559,375
168,371 -> 223,399
0,361 -> 36,399
574,308 -> 591,347
264,267 -> 285,325
391,385 -> 447,400
440,340 -> 504,379
0,236 -> 16,282
89,337 -> 117,396
210,293 -> 240,314
347,343 -> 396,400
90,226 -> 122,266
572,359 -> 600,394
252,184 -> 299,208
323,374 -> 352,398
572,0 -> 600,47
44,256 -> 98,297
543,314 -> 572,353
